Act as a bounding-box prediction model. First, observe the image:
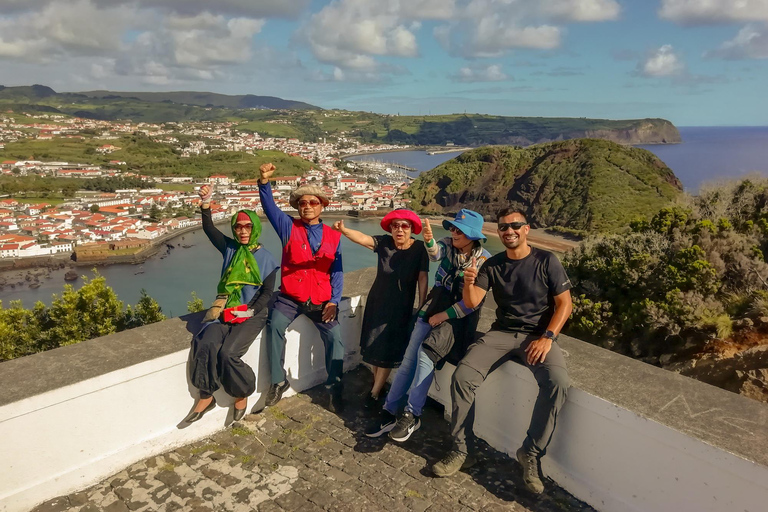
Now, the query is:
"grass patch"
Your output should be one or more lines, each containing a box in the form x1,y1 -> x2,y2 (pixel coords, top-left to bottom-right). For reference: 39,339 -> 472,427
268,407 -> 289,420
239,455 -> 254,465
159,463 -> 176,472
405,490 -> 424,499
231,426 -> 252,437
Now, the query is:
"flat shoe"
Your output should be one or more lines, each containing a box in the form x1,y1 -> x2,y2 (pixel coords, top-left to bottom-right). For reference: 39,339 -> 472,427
183,399 -> 216,423
233,404 -> 247,421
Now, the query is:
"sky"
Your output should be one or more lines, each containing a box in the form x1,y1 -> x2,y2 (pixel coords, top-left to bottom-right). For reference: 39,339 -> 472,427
0,0 -> 766,126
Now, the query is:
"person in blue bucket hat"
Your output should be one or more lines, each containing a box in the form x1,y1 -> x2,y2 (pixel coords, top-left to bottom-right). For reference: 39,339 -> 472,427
365,208 -> 491,443
442,209 -> 487,243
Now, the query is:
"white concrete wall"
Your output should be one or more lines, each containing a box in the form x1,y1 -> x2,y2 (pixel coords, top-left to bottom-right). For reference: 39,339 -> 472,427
429,360 -> 768,512
0,296 -> 364,512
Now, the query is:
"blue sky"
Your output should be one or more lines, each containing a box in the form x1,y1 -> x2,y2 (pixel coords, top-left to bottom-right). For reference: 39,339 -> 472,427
0,0 -> 766,126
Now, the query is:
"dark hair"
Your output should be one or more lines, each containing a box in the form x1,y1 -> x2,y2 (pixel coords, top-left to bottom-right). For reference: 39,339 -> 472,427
496,207 -> 527,223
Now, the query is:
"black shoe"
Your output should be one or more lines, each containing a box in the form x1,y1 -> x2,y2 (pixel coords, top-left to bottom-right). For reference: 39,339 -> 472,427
388,411 -> 421,442
365,410 -> 397,438
183,398 -> 216,423
233,402 -> 247,422
265,381 -> 290,407
364,392 -> 385,410
327,384 -> 345,414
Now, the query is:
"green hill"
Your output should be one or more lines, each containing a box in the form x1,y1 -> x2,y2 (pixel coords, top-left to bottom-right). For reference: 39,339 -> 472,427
78,90 -> 319,110
405,139 -> 684,233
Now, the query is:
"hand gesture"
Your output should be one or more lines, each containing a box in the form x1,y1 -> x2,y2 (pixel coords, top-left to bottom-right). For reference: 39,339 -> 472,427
423,218 -> 433,244
525,337 -> 553,365
428,311 -> 449,327
332,220 -> 346,234
464,257 -> 478,286
322,302 -> 337,323
198,184 -> 212,201
259,162 -> 275,184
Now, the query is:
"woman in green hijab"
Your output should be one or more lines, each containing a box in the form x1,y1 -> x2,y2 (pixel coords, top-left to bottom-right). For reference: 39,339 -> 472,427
184,185 -> 279,423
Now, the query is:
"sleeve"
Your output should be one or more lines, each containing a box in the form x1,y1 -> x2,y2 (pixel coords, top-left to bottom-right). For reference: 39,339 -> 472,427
201,207 -> 228,255
258,182 -> 293,246
475,256 -> 492,292
546,253 -> 572,295
330,243 -> 343,305
372,235 -> 385,253
426,236 -> 448,262
419,242 -> 430,272
247,268 -> 278,313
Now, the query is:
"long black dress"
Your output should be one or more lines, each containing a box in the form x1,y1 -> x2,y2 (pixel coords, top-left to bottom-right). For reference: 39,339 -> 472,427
360,235 -> 429,368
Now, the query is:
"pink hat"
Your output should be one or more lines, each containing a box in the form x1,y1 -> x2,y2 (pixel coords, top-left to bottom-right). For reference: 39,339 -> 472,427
381,209 -> 423,235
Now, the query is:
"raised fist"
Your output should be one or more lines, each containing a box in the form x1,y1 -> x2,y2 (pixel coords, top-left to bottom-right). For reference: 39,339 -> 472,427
259,162 -> 275,183
423,218 -> 433,244
332,220 -> 346,233
198,184 -> 212,201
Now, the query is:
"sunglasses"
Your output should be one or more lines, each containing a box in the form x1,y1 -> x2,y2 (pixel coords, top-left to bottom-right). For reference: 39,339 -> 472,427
234,223 -> 253,232
390,221 -> 412,231
498,222 -> 527,232
449,226 -> 465,236
298,199 -> 322,207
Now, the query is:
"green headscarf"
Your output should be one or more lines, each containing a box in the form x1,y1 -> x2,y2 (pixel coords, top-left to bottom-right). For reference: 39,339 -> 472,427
218,210 -> 263,307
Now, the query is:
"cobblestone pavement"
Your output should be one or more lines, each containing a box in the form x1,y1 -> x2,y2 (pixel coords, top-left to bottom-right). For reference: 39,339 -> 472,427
33,367 -> 596,512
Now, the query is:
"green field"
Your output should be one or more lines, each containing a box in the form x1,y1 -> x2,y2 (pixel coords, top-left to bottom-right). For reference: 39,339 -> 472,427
9,197 -> 67,205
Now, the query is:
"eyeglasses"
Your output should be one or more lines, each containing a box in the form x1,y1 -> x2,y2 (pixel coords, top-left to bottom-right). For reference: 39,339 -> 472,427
498,222 -> 527,232
298,199 -> 321,207
449,226 -> 464,236
390,221 -> 412,231
234,223 -> 253,232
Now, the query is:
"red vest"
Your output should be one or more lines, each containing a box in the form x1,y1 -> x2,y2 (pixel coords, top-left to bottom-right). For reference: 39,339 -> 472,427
281,220 -> 341,304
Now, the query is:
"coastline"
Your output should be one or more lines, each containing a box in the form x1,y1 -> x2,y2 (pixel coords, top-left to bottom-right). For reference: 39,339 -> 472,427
341,146 -> 472,159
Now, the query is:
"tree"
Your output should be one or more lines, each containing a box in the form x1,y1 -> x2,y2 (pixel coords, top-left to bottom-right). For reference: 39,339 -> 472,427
124,289 -> 166,328
187,292 -> 205,313
89,204 -> 100,213
149,204 -> 161,221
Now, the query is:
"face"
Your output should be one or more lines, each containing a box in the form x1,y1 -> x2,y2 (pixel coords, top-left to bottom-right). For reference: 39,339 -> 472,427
234,219 -> 253,244
298,195 -> 323,222
497,213 -> 529,249
389,219 -> 412,243
448,225 -> 470,248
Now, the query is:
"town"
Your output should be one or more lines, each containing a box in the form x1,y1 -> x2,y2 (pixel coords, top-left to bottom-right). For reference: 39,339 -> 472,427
0,112 -> 416,260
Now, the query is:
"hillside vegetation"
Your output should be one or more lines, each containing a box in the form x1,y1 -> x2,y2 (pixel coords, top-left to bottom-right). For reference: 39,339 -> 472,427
405,139 -> 683,233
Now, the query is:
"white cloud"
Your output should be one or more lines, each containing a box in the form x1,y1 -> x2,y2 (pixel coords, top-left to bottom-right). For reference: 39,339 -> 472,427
638,44 -> 686,77
659,0 -> 768,25
542,0 -> 621,22
451,64 -> 509,82
707,24 -> 768,59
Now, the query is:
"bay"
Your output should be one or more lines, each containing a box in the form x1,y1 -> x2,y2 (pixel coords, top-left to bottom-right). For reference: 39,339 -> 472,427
1,218 -> 504,317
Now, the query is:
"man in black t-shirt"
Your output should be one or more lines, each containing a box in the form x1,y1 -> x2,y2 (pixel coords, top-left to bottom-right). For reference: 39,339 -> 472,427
431,208 -> 573,495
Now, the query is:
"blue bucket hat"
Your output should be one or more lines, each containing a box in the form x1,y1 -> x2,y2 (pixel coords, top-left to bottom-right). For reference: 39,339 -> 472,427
442,209 -> 487,242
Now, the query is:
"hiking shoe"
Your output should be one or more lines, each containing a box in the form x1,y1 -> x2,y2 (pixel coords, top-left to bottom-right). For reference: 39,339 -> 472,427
365,410 -> 397,438
264,380 -> 290,407
327,383 -> 345,414
389,411 -> 421,442
432,450 -> 476,477
516,447 -> 544,494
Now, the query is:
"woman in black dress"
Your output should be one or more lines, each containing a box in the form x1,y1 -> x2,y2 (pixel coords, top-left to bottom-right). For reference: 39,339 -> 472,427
333,210 -> 428,407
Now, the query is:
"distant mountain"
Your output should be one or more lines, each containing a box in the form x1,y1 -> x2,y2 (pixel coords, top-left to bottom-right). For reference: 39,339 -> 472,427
77,90 -> 319,110
405,139 -> 684,233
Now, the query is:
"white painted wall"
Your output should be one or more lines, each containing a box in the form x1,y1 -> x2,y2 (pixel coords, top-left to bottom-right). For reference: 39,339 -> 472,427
429,360 -> 768,512
0,296 -> 364,512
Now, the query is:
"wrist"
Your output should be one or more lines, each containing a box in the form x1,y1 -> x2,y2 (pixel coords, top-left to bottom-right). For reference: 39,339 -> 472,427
543,330 -> 558,342
201,202 -> 210,209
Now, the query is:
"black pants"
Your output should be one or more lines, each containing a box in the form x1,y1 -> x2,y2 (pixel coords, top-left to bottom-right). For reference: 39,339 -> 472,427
189,309 -> 268,399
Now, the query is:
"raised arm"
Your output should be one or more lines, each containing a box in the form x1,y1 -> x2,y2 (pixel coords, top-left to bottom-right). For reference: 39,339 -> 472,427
198,184 -> 228,254
462,256 -> 488,309
258,163 -> 293,245
422,219 -> 446,261
332,219 -> 375,250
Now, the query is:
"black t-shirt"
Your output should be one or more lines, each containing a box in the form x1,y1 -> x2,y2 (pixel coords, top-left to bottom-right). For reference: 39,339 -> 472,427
475,246 -> 572,334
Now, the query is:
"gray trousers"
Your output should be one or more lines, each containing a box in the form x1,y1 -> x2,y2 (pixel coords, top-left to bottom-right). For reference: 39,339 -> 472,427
450,330 -> 569,456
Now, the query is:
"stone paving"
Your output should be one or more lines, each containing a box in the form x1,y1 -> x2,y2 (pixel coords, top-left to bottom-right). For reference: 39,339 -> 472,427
32,367 -> 596,512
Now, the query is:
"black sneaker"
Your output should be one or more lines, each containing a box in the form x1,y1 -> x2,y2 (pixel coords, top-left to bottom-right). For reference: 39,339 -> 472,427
388,411 -> 421,442
327,383 -> 345,414
365,410 -> 397,438
264,380 -> 290,407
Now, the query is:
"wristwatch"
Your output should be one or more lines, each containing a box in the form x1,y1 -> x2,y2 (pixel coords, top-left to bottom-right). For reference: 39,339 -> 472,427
543,330 -> 558,342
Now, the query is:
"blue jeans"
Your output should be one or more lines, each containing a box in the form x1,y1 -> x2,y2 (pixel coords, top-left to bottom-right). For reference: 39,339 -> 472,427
383,318 -> 436,417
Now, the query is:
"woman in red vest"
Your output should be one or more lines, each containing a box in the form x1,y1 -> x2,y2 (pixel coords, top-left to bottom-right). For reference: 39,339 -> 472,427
258,163 -> 345,413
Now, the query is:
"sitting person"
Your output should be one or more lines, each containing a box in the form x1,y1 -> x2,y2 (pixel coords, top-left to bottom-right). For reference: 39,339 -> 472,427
258,163 -> 346,412
332,210 -> 429,408
365,209 -> 491,442
184,184 -> 279,423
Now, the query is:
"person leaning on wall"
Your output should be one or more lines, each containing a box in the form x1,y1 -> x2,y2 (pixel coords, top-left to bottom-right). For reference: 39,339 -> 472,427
258,163 -> 346,413
332,209 -> 429,409
183,184 -> 279,424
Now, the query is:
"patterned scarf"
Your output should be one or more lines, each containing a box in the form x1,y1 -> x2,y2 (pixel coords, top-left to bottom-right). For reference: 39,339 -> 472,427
217,210 -> 263,307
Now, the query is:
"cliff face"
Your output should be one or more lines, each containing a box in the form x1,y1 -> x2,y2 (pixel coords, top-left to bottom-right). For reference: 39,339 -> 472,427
405,139 -> 683,233
580,120 -> 682,145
